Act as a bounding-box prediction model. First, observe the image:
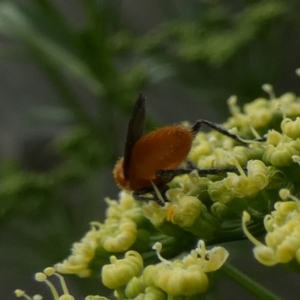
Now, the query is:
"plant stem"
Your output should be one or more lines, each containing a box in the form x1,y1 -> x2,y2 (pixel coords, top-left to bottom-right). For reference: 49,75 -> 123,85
220,263 -> 281,300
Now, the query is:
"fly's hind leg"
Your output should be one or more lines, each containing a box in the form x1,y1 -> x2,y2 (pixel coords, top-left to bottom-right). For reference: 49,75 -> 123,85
191,119 -> 266,144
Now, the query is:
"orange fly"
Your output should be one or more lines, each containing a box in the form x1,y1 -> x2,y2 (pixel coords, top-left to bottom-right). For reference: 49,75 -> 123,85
113,94 -> 252,205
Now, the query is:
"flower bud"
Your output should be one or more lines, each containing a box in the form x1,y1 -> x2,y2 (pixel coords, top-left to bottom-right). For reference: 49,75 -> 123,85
253,245 -> 277,266
167,195 -> 201,228
231,146 -> 250,166
211,202 -> 237,220
14,290 -> 25,298
281,117 -> 300,139
266,130 -> 282,146
188,138 -> 212,163
100,217 -> 137,252
125,276 -> 146,299
59,296 -> 75,300
85,296 -> 110,300
143,264 -> 164,287
279,93 -> 300,116
208,180 -> 234,204
102,251 -> 143,289
244,98 -> 272,128
132,287 -> 166,300
109,191 -> 148,227
155,263 -> 209,296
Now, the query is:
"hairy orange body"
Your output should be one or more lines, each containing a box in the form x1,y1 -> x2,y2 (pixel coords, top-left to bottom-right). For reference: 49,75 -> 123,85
114,125 -> 193,191
114,94 -> 248,204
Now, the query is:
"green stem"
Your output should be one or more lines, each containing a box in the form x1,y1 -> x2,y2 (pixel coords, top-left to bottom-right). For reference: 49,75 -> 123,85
220,263 -> 280,300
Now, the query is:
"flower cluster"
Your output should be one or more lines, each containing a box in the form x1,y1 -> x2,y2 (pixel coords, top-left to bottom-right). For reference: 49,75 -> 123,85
101,240 -> 228,299
57,86 -> 300,273
17,84 -> 300,298
55,192 -> 155,277
16,242 -> 228,300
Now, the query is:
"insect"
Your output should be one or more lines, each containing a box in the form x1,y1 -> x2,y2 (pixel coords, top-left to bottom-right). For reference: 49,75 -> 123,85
113,94 -> 250,206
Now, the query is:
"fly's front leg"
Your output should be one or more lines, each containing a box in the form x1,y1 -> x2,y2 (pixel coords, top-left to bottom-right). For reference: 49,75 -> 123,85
133,185 -> 168,206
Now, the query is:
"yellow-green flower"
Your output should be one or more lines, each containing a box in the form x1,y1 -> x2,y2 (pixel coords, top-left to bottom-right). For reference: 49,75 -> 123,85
208,159 -> 269,203
224,160 -> 269,198
243,191 -> 300,267
55,222 -> 102,277
263,131 -> 300,166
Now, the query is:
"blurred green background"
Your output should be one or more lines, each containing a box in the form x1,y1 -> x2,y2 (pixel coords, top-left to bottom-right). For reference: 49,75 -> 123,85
0,0 -> 300,299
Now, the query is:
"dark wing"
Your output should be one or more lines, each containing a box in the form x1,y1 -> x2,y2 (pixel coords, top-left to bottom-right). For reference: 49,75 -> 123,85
123,93 -> 146,180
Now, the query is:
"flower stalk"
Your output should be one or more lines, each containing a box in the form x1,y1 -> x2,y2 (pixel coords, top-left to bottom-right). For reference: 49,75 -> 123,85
220,263 -> 281,300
